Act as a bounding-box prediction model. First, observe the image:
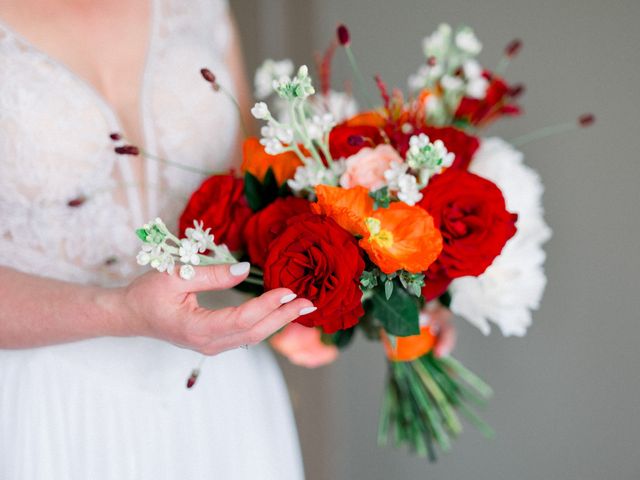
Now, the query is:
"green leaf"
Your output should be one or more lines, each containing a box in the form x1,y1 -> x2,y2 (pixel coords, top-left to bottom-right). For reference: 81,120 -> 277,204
370,186 -> 391,209
244,168 -> 291,212
384,280 -> 394,300
360,270 -> 379,290
371,282 -> 420,337
232,279 -> 264,296
324,327 -> 356,349
262,167 -> 278,191
135,228 -> 148,242
243,171 -> 263,211
438,291 -> 452,309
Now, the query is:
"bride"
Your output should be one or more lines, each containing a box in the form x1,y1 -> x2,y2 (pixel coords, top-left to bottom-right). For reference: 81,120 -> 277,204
0,0 -> 314,478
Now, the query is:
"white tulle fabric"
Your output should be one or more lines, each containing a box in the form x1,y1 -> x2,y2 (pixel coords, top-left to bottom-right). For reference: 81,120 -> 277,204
0,0 -> 304,478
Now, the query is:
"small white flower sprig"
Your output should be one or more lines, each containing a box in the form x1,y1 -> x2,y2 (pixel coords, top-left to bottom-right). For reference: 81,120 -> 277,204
251,64 -> 343,194
383,133 -> 455,205
408,24 -> 489,124
135,218 -> 237,281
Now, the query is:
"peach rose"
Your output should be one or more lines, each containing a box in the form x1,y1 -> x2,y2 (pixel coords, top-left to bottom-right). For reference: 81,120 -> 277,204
339,144 -> 402,190
270,323 -> 339,368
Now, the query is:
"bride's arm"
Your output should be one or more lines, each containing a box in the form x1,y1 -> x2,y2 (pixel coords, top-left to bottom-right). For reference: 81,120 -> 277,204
0,265 -> 314,351
0,266 -> 128,348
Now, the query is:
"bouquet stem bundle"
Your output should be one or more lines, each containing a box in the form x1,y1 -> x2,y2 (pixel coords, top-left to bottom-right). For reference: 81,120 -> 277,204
378,354 -> 494,461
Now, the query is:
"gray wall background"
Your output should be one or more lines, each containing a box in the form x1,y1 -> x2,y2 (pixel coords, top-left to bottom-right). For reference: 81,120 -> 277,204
231,1 -> 640,478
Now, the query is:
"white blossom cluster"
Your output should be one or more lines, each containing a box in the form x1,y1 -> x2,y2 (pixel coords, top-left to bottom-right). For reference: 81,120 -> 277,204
288,159 -> 346,194
383,161 -> 422,205
408,24 -> 490,124
254,59 -> 294,100
406,133 -> 455,172
383,133 -> 455,205
251,61 -> 351,194
449,138 -> 552,336
271,65 -> 315,101
135,218 -> 236,280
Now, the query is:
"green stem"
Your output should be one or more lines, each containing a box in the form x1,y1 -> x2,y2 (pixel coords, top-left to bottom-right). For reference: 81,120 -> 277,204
140,149 -> 213,176
219,85 -> 249,137
439,356 -> 494,399
509,122 -> 577,147
265,114 -> 313,167
242,276 -> 264,286
495,56 -> 510,76
414,360 -> 463,436
249,266 -> 264,277
399,362 -> 451,451
378,373 -> 394,446
289,102 -> 324,168
344,46 -> 373,109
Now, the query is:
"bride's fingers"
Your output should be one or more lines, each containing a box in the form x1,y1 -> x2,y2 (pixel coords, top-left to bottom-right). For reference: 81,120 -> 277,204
224,287 -> 298,332
197,288 -> 303,337
434,321 -> 456,357
171,262 -> 251,293
199,298 -> 314,355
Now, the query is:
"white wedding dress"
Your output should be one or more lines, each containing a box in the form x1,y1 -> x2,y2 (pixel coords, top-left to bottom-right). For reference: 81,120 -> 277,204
0,0 -> 304,478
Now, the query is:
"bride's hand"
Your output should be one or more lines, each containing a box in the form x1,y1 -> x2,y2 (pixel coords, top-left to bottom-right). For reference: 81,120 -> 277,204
120,262 -> 314,355
424,303 -> 457,357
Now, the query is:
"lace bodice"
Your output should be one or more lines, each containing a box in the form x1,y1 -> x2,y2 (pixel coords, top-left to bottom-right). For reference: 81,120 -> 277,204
0,0 -> 238,286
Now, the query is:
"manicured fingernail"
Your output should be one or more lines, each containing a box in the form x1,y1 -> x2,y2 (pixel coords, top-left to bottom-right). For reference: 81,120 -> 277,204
299,306 -> 317,315
280,293 -> 297,304
230,262 -> 250,276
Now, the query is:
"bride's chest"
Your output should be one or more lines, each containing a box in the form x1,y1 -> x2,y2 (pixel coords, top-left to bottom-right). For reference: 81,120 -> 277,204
0,0 -> 238,283
0,8 -> 238,211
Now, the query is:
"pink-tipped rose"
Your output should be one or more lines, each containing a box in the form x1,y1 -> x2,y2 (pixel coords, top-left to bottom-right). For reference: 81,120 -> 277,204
270,323 -> 339,368
339,144 -> 402,191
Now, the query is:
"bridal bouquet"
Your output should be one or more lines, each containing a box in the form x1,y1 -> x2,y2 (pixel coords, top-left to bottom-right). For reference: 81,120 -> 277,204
128,23 -> 592,460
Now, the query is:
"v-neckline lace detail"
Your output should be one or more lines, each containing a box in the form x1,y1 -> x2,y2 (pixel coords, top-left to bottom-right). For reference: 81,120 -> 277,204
0,1 -> 160,227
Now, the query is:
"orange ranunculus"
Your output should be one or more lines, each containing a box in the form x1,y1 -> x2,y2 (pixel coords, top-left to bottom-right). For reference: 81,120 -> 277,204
360,202 -> 443,274
241,137 -> 302,185
312,185 -> 442,274
312,184 -> 373,236
382,325 -> 437,362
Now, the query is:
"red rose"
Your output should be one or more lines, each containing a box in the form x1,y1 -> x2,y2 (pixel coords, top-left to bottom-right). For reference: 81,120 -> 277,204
421,261 -> 452,302
423,126 -> 479,170
329,123 -> 385,159
179,174 -> 252,252
243,197 -> 311,267
418,169 -> 517,281
454,72 -> 521,127
263,213 -> 365,333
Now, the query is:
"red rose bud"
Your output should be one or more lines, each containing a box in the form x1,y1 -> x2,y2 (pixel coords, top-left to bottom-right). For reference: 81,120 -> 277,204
186,369 -> 200,389
505,38 -> 523,58
578,113 -> 595,127
109,132 -> 122,141
200,68 -> 216,84
347,134 -> 365,147
427,56 -> 437,66
337,24 -> 350,46
114,145 -> 140,156
508,83 -> 526,98
67,195 -> 87,207
200,68 -> 220,91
